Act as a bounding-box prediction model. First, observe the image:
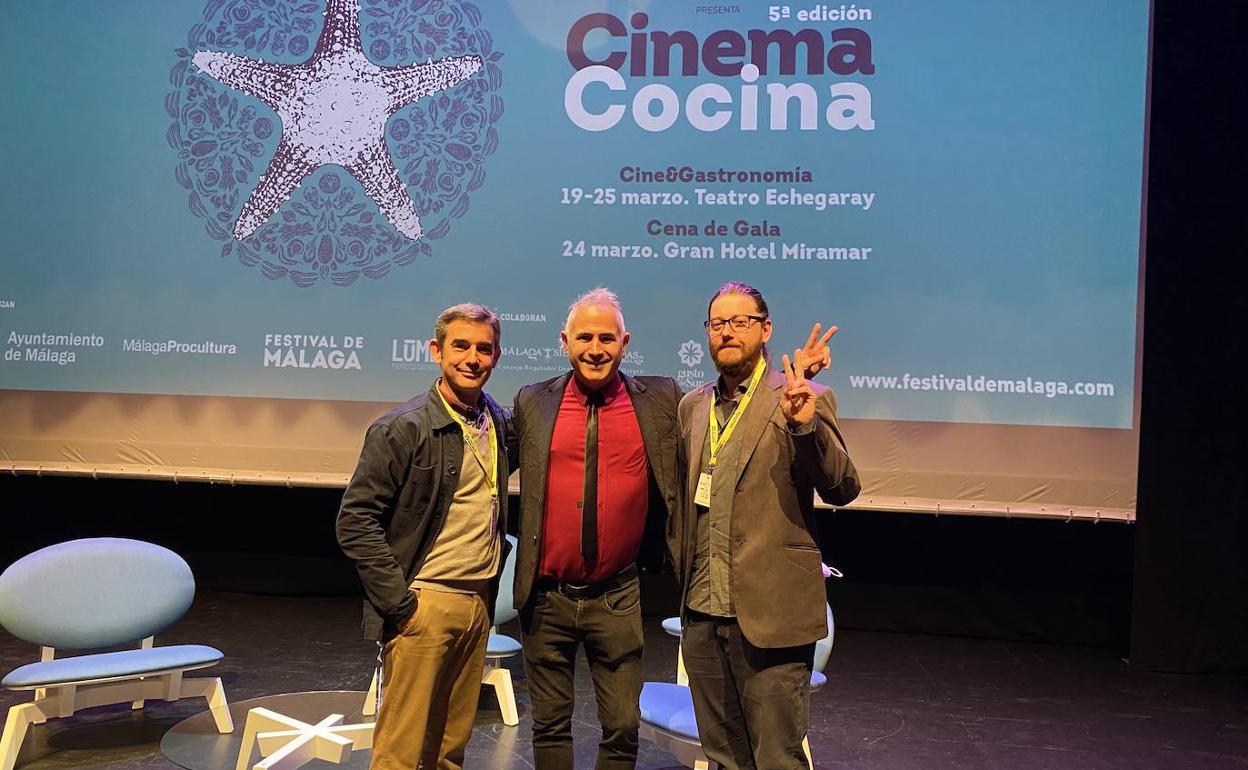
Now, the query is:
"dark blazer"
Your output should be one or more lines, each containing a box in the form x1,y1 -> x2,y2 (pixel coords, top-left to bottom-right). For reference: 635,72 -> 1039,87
675,368 -> 860,648
336,382 -> 517,640
511,372 -> 682,610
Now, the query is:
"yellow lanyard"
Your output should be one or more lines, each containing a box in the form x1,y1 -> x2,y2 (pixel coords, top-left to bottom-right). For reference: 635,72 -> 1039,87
708,357 -> 767,470
436,383 -> 497,497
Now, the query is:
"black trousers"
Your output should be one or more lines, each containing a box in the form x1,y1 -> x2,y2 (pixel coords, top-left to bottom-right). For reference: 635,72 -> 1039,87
520,573 -> 644,770
682,611 -> 814,770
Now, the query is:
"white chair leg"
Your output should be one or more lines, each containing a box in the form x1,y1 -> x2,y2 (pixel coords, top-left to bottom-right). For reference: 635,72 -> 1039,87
162,670 -> 184,702
482,664 -> 518,726
234,712 -> 264,770
34,648 -> 54,724
132,637 -> 154,710
235,708 -> 306,770
362,669 -> 378,718
182,677 -> 234,733
0,703 -> 47,770
802,734 -> 812,768
676,646 -> 689,687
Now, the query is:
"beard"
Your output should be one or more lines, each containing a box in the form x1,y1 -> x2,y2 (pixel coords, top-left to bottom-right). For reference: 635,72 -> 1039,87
714,344 -> 763,379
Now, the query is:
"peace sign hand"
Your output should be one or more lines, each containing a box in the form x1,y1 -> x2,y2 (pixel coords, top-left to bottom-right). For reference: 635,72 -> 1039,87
781,348 -> 817,428
799,322 -> 838,378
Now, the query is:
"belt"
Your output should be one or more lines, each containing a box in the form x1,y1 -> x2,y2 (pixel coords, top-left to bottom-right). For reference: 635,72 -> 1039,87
537,564 -> 638,600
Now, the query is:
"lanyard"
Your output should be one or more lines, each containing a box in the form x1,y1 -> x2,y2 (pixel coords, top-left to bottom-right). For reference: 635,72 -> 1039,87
436,383 -> 497,497
708,357 -> 767,470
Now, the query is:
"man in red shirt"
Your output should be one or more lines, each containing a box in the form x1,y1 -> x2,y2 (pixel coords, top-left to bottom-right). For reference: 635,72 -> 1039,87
511,287 -> 681,770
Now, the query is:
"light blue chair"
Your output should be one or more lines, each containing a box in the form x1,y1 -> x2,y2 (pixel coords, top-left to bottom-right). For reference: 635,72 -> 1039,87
810,602 -> 836,690
0,538 -> 233,770
639,604 -> 835,769
482,534 -> 521,725
363,534 -> 521,725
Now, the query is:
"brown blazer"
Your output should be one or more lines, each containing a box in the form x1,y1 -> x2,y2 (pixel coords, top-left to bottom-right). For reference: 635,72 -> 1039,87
674,367 -> 860,648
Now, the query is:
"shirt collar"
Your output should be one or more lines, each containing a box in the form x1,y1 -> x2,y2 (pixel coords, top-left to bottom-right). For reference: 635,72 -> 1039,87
431,378 -> 488,427
568,371 -> 623,406
713,376 -> 751,403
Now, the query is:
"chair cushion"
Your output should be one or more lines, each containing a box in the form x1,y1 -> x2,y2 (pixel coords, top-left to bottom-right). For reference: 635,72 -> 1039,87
486,633 -> 521,657
810,670 -> 827,691
2,644 -> 223,689
639,682 -> 699,740
661,617 -> 683,637
0,538 -> 195,650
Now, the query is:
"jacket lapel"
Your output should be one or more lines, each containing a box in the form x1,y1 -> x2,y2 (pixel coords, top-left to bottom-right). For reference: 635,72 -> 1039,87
526,374 -> 569,512
730,368 -> 784,487
686,385 -> 712,503
624,376 -> 665,485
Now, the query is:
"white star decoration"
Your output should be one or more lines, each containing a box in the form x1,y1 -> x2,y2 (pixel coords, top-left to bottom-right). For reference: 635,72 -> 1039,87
234,706 -> 374,770
192,0 -> 482,241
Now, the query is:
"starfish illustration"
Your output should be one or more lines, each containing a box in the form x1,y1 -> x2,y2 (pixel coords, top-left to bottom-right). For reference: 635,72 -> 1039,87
192,0 -> 482,241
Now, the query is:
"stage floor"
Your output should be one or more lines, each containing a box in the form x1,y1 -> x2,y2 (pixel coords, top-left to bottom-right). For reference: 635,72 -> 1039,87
0,590 -> 1244,769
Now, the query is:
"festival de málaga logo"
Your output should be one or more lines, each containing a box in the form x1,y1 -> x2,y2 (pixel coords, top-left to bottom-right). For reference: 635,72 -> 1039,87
166,0 -> 503,286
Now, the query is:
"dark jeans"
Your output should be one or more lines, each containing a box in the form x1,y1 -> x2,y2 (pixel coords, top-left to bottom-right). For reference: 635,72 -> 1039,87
682,611 -> 814,770
520,573 -> 644,770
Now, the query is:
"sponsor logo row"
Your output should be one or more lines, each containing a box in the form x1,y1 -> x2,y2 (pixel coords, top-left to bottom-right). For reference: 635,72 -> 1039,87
2,330 -> 703,376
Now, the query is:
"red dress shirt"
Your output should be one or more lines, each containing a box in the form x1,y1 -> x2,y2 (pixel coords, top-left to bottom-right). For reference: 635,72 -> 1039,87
539,373 -> 649,582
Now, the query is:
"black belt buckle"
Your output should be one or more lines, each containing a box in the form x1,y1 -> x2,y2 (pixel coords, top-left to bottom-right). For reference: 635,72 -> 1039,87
543,565 -> 636,600
557,581 -> 600,600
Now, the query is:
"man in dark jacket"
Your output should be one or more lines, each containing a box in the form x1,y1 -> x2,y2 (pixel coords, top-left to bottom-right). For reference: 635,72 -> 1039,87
337,302 -> 516,770
510,288 -> 681,770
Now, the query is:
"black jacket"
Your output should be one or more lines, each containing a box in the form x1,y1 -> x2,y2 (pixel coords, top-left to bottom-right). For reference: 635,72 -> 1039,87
336,382 -> 517,640
511,372 -> 682,611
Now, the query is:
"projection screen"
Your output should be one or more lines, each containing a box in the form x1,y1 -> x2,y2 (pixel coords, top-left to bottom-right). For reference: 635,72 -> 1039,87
0,0 -> 1150,521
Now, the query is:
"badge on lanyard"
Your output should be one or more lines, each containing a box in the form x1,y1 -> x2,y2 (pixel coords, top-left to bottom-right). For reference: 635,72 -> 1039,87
694,471 -> 713,508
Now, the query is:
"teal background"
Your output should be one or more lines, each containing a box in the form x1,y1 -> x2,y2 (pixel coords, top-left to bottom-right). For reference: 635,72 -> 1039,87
0,0 -> 1149,427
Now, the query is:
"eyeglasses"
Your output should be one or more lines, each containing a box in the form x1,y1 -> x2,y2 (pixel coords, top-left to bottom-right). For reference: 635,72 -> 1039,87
703,315 -> 767,334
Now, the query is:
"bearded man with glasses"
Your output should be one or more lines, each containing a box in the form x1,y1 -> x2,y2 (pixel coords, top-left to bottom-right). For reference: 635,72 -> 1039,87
671,281 -> 861,770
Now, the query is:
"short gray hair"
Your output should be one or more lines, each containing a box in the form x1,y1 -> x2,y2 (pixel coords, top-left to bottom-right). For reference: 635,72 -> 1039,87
434,302 -> 501,346
565,287 -> 626,334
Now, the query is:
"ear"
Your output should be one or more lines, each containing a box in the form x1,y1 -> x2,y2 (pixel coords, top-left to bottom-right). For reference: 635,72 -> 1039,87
761,319 -> 774,343
429,338 -> 444,364
559,329 -> 570,353
620,330 -> 631,353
